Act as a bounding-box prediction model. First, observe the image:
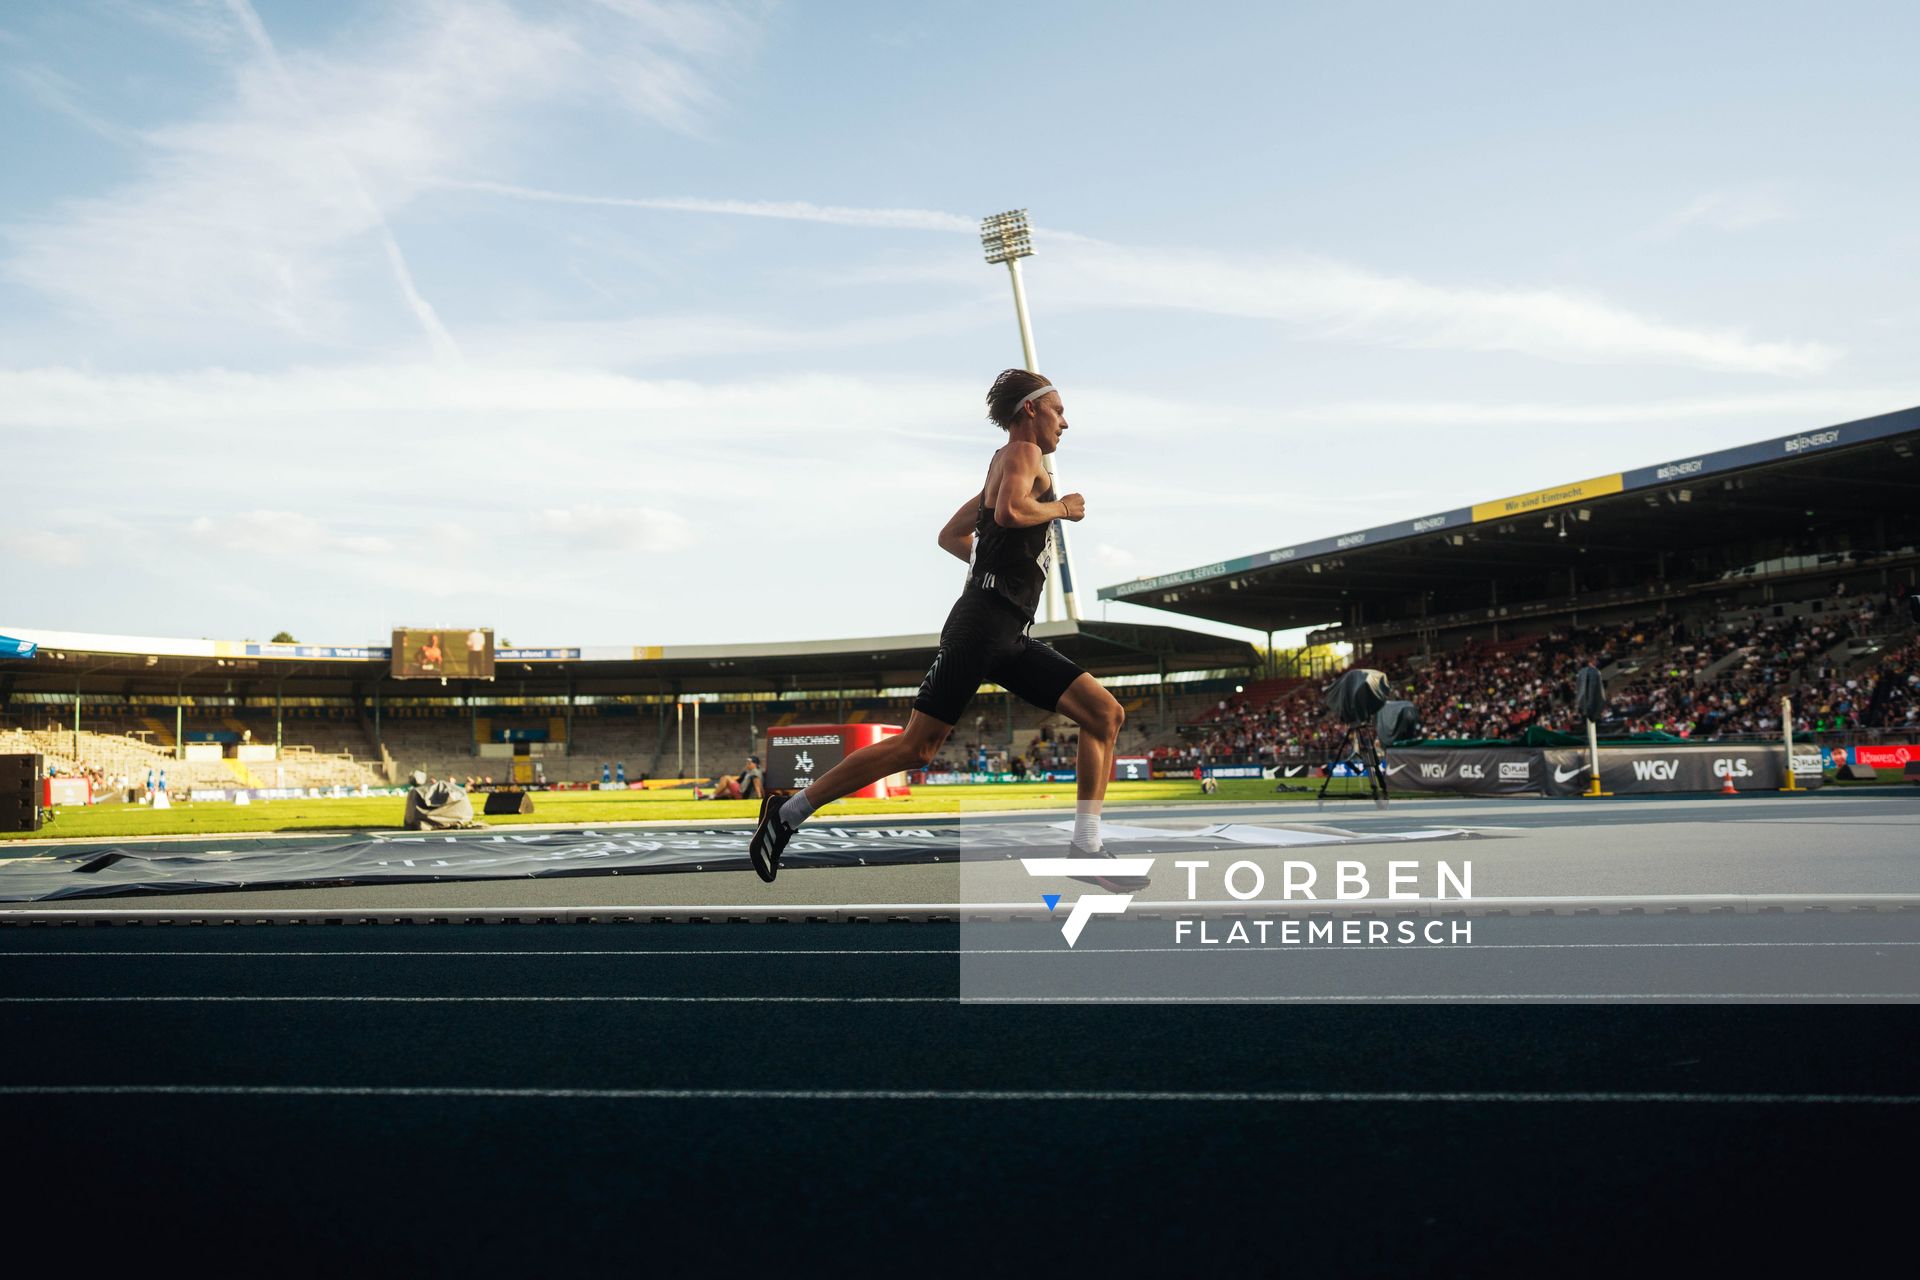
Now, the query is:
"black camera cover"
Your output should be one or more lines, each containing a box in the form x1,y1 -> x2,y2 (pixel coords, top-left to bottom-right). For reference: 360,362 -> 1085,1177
1574,665 -> 1606,723
1375,699 -> 1420,745
1324,668 -> 1393,723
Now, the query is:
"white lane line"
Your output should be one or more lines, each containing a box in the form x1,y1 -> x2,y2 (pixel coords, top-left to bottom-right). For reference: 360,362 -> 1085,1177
0,1085 -> 1912,1104
3,941 -> 1916,957
2,994 -> 1913,1003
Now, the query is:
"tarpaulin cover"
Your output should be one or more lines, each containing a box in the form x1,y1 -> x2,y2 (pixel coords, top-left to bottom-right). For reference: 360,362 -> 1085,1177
1324,669 -> 1392,723
0,821 -> 1470,902
404,780 -> 482,831
1375,700 -> 1421,746
1574,666 -> 1606,722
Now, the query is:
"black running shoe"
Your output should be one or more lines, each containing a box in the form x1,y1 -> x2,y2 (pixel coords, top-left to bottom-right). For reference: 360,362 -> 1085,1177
1066,845 -> 1151,893
748,791 -> 796,883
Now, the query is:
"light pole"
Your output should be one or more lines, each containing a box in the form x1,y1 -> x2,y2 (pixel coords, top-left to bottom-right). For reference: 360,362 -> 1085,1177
981,209 -> 1080,624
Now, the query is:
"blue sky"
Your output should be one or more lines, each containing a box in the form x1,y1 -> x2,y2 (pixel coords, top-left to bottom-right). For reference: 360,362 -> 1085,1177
4,0 -> 1916,649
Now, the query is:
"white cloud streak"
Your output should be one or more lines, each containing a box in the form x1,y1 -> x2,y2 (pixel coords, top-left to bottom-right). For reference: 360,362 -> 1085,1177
536,505 -> 692,552
3,0 -> 751,348
7,63 -> 135,144
439,178 -> 978,233
190,511 -> 394,557
220,0 -> 460,360
450,182 -> 1838,375
1036,236 -> 1836,375
5,365 -> 1907,436
1650,188 -> 1794,240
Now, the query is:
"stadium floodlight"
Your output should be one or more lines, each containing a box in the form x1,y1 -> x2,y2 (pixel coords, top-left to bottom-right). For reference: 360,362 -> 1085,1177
980,206 -> 1081,623
980,209 -> 1034,264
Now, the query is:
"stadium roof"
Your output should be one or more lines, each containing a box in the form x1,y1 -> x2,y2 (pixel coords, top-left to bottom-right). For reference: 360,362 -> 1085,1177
1097,404 -> 1920,634
0,619 -> 1256,701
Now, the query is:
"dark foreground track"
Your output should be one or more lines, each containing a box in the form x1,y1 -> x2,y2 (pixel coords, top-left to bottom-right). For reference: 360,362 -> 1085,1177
3,923 -> 1916,1270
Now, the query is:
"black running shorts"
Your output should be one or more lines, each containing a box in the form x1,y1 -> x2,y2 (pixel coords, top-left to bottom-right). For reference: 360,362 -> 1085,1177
912,588 -> 1086,726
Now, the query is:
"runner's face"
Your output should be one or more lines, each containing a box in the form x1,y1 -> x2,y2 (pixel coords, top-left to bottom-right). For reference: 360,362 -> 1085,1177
1026,392 -> 1067,453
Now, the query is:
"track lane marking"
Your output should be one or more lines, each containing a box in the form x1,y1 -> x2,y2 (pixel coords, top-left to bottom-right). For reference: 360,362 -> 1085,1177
3,941 -> 1918,957
3,993 -> 1914,1003
0,1084 -> 1913,1104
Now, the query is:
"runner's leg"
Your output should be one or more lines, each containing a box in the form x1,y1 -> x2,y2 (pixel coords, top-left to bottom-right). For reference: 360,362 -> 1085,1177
787,711 -> 952,812
1055,672 -> 1124,844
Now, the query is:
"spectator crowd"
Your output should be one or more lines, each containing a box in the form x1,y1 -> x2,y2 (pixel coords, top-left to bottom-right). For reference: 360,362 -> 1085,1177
1156,588 -> 1919,768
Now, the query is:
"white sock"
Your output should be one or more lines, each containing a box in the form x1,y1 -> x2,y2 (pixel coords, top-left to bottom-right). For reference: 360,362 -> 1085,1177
779,790 -> 817,828
1072,805 -> 1101,853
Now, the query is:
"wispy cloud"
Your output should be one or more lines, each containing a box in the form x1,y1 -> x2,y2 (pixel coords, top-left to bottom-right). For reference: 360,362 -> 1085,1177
1648,188 -> 1793,240
452,182 -> 1838,375
3,0 -> 756,348
221,0 -> 459,360
1038,235 -> 1836,375
536,504 -> 693,552
190,510 -> 393,557
439,178 -> 978,232
7,63 -> 135,144
7,364 -> 1905,438
5,528 -> 92,569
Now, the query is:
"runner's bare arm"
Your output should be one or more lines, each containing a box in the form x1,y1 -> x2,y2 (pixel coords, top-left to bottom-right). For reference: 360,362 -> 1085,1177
993,443 -> 1084,528
937,492 -> 982,562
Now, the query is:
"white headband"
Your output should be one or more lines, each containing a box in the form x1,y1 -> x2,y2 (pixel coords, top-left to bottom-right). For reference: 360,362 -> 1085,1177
1014,384 -> 1058,413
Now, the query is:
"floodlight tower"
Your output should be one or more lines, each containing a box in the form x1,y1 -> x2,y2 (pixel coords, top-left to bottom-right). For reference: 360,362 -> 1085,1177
981,208 -> 1080,623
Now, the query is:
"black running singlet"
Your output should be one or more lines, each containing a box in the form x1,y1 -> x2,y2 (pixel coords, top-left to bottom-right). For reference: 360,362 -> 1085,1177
967,484 -> 1054,621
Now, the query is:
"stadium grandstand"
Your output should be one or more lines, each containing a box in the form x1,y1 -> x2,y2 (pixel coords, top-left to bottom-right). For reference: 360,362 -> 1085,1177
1100,405 -> 1920,771
0,616 -> 1254,796
4,408 -> 1916,798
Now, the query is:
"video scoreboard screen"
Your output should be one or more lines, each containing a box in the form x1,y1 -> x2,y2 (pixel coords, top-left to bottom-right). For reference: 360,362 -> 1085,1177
392,627 -> 494,680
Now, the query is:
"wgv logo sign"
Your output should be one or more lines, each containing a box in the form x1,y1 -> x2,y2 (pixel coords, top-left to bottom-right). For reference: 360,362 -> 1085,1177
1021,857 -> 1156,947
1633,759 -> 1679,781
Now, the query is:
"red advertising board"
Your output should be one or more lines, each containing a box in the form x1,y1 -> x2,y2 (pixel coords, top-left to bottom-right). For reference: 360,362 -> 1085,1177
44,776 -> 92,806
1846,743 -> 1919,769
766,723 -> 910,798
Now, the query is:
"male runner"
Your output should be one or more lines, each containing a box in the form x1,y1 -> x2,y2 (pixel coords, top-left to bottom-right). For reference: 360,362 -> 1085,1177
749,369 -> 1141,890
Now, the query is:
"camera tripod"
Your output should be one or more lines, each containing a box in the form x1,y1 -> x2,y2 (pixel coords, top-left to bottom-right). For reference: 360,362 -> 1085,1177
1315,720 -> 1390,809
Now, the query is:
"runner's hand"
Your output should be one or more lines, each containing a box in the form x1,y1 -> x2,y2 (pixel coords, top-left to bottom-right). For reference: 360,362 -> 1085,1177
1059,493 -> 1086,522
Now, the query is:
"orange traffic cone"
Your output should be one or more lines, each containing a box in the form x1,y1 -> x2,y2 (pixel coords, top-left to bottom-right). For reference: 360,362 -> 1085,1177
1720,771 -> 1737,796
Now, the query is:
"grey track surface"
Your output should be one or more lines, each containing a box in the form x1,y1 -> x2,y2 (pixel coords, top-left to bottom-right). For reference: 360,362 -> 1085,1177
2,789 -> 1913,912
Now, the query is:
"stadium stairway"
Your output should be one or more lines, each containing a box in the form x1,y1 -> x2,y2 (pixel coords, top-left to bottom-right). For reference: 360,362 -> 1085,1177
223,758 -> 268,789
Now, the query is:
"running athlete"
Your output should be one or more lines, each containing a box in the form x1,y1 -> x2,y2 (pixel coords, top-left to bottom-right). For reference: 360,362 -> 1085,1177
749,369 -> 1143,890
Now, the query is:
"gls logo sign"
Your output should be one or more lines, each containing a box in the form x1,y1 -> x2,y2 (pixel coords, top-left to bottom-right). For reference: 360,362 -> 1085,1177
1713,758 -> 1754,779
1022,857 -> 1156,947
1458,764 -> 1486,779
